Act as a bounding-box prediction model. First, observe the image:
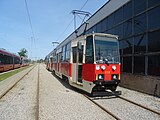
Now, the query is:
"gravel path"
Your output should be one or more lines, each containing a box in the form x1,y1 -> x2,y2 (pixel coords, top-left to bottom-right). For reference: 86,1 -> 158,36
0,65 -> 38,120
39,64 -> 115,120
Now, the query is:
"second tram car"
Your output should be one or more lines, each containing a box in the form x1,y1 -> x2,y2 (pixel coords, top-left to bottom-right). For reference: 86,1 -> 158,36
0,49 -> 28,72
46,33 -> 120,94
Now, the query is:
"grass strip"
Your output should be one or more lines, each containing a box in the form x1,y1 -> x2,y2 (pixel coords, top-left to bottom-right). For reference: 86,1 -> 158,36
0,65 -> 33,81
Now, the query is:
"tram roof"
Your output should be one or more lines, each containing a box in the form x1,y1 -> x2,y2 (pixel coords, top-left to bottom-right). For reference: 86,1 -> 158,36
0,48 -> 20,58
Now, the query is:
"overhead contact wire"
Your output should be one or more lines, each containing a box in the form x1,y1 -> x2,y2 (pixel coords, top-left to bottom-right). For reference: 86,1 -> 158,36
25,0 -> 36,57
55,0 -> 89,42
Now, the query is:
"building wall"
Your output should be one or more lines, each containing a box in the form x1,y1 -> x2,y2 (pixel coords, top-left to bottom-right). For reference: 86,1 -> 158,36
120,73 -> 160,97
85,0 -> 160,97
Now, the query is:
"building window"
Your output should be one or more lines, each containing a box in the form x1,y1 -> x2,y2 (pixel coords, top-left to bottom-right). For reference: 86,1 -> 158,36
119,40 -> 123,55
123,1 -> 132,20
96,22 -> 102,33
87,28 -> 92,34
114,7 -> 123,25
148,0 -> 160,8
107,28 -> 114,35
134,13 -> 146,35
134,0 -> 146,15
101,18 -> 108,32
122,38 -> 133,55
148,6 -> 160,30
92,25 -> 97,33
148,55 -> 160,76
134,34 -> 146,54
108,14 -> 114,29
148,30 -> 160,52
133,56 -> 145,74
123,19 -> 132,38
123,56 -> 132,73
114,24 -> 123,39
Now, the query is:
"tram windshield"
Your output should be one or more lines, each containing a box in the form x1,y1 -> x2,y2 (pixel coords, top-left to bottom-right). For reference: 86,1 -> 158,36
95,36 -> 120,64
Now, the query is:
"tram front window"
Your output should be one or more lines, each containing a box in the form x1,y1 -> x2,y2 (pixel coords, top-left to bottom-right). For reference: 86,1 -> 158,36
95,36 -> 120,64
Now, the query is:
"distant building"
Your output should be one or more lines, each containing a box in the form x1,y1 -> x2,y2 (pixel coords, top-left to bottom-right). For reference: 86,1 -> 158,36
61,0 -> 160,96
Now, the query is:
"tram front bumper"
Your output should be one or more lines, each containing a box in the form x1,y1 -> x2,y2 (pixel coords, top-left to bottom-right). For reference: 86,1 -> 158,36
93,79 -> 120,85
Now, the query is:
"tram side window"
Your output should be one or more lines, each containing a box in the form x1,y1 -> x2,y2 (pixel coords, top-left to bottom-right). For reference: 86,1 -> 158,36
9,56 -> 13,64
0,53 -> 4,64
4,55 -> 10,64
59,53 -> 62,62
14,57 -> 20,64
72,47 -> 77,63
65,42 -> 71,62
61,46 -> 66,62
53,52 -> 57,63
85,36 -> 94,63
78,44 -> 83,63
56,54 -> 58,63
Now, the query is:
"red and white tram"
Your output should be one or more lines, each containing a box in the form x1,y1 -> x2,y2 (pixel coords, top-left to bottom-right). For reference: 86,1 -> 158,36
0,49 -> 22,72
46,33 -> 120,94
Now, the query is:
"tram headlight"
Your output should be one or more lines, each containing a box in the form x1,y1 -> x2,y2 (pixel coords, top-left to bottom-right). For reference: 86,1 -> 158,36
101,65 -> 106,70
113,75 -> 117,79
112,65 -> 116,71
98,74 -> 104,80
96,65 -> 100,70
112,74 -> 118,80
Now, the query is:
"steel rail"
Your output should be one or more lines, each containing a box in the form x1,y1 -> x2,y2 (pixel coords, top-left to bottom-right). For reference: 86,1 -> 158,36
35,64 -> 40,120
0,65 -> 36,99
83,94 -> 121,120
117,96 -> 160,116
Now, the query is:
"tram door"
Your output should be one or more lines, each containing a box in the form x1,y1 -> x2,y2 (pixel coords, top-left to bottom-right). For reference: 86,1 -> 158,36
72,41 -> 84,84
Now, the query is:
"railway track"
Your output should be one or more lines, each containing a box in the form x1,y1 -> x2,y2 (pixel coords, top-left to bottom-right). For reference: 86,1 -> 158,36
117,96 -> 160,116
83,93 -> 160,120
0,65 -> 36,99
35,64 -> 40,120
83,94 -> 121,120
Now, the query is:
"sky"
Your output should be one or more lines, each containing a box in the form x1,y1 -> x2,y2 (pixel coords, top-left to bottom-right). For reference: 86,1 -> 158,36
0,0 -> 107,60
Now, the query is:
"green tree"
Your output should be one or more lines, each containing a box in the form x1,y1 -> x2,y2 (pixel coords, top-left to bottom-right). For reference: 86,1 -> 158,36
18,48 -> 28,57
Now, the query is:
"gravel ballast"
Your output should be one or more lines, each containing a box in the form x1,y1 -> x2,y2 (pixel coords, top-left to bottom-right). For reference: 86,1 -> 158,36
93,96 -> 160,120
117,86 -> 160,113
